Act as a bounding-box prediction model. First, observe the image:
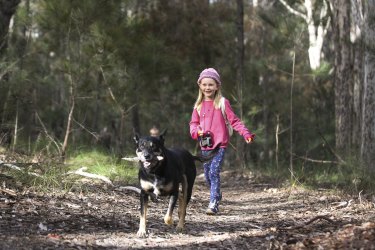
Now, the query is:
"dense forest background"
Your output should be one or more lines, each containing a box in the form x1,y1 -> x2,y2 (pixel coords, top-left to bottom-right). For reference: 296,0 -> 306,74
1,0 -> 375,190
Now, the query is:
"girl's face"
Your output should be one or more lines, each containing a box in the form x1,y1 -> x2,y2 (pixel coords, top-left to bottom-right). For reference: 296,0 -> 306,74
199,78 -> 219,100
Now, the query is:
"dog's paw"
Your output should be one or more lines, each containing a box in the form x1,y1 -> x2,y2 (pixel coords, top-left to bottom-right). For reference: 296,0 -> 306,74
164,215 -> 174,225
137,229 -> 148,238
176,225 -> 185,233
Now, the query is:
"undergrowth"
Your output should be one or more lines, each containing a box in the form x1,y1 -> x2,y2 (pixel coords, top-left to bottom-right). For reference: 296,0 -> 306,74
2,144 -> 375,195
0,147 -> 138,192
251,159 -> 375,195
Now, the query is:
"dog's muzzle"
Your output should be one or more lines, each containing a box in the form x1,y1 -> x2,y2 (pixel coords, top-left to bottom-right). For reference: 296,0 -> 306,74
136,150 -> 164,169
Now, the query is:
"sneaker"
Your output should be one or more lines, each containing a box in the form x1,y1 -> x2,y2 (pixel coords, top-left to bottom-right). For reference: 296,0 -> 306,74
206,200 -> 219,215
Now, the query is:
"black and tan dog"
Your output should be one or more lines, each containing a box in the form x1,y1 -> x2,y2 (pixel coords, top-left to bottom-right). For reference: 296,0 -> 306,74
134,130 -> 215,237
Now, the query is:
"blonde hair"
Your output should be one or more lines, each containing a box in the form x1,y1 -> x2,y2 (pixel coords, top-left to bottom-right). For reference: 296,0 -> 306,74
194,88 -> 223,112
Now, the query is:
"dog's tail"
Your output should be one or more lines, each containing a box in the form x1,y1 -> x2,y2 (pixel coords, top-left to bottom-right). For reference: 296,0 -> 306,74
192,147 -> 220,162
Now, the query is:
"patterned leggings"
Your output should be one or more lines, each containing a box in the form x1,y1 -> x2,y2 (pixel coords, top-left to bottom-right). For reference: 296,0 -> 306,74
202,148 -> 226,202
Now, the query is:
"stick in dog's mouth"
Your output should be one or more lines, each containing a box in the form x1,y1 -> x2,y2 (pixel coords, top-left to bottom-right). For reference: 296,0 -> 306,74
136,152 -> 165,169
121,156 -> 164,169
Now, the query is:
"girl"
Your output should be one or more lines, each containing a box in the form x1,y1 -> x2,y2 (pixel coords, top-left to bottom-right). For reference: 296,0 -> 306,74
189,68 -> 255,215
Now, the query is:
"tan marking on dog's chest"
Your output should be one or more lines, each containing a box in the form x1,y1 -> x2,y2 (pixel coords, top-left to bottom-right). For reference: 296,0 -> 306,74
140,179 -> 174,196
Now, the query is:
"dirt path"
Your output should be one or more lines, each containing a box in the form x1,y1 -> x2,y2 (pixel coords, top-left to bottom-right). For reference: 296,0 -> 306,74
1,169 -> 375,249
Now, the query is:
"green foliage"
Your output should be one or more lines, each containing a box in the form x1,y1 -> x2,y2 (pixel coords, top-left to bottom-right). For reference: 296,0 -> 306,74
254,159 -> 375,194
67,149 -> 138,185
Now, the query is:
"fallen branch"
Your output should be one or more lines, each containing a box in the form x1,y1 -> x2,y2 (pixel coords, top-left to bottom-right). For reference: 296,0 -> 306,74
0,161 -> 41,177
331,199 -> 353,209
292,153 -> 340,164
66,167 -> 114,186
64,167 -> 157,200
0,187 -> 17,196
116,186 -> 141,194
279,215 -> 334,230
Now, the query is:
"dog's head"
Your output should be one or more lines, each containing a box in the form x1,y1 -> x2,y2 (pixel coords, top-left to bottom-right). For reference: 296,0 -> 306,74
133,130 -> 166,170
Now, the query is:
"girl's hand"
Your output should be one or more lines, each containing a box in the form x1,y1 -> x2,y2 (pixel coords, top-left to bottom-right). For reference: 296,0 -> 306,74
197,126 -> 204,137
198,130 -> 204,137
245,134 -> 255,144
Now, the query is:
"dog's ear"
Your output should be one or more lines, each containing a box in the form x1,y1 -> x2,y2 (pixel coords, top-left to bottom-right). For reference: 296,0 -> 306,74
160,128 -> 167,137
158,129 -> 167,145
133,132 -> 140,144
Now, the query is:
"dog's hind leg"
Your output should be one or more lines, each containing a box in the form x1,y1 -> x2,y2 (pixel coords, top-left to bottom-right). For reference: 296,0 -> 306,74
176,174 -> 188,232
137,192 -> 149,237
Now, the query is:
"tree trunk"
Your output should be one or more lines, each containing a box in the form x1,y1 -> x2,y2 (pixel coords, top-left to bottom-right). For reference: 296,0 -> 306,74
360,0 -> 375,171
331,0 -> 353,155
350,0 -> 364,150
278,0 -> 330,70
0,0 -> 21,56
235,0 -> 245,167
0,0 -> 21,125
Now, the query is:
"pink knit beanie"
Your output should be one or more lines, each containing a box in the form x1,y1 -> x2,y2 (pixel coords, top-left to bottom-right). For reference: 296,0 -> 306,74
197,68 -> 221,85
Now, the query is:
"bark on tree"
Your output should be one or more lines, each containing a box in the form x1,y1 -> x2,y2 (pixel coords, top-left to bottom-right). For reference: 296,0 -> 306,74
235,0 -> 245,167
0,0 -> 21,56
360,0 -> 375,171
350,0 -> 364,149
331,0 -> 353,155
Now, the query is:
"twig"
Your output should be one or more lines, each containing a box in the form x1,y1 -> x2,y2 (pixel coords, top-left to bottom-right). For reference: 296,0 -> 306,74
288,168 -> 303,187
72,117 -> 99,140
280,215 -> 334,230
248,223 -> 263,230
35,112 -> 62,155
359,190 -> 363,204
61,71 -> 75,160
317,130 -> 346,164
292,153 -> 340,164
100,66 -> 136,116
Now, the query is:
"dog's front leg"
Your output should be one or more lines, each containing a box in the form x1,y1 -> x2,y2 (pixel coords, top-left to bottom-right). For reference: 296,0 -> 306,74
137,191 -> 149,237
164,192 -> 178,226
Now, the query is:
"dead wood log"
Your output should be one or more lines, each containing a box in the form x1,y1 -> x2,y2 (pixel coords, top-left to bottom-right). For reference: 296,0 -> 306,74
279,215 -> 335,230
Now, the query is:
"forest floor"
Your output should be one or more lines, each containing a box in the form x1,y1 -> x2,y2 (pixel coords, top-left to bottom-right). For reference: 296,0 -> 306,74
1,168 -> 375,249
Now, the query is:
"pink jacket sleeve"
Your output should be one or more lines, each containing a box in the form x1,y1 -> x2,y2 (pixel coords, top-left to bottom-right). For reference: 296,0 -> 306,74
189,108 -> 200,140
224,99 -> 253,140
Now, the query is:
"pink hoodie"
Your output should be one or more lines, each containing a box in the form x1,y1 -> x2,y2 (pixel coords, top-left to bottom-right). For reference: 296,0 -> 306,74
189,98 -> 252,150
